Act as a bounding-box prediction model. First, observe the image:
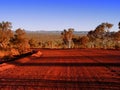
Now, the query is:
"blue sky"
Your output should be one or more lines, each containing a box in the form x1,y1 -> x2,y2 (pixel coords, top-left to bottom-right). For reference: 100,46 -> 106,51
0,0 -> 120,31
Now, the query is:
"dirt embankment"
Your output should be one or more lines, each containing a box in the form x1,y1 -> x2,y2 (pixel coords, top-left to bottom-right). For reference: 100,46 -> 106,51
31,51 -> 43,57
0,50 -> 42,72
0,63 -> 15,72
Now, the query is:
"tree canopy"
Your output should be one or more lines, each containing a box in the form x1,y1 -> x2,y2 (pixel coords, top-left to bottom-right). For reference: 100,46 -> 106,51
0,21 -> 30,56
88,22 -> 113,40
0,21 -> 13,49
61,28 -> 74,48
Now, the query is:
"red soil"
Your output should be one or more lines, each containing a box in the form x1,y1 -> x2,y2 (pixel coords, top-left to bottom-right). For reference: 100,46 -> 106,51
31,51 -> 42,57
0,49 -> 120,90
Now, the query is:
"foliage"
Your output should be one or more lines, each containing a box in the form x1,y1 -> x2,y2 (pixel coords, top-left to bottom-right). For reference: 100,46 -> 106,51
11,28 -> 30,54
0,21 -> 117,50
0,21 -> 30,60
114,31 -> 120,41
113,30 -> 120,49
61,28 -> 74,48
119,22 -> 120,30
86,22 -> 114,48
88,23 -> 113,40
26,22 -> 120,49
80,36 -> 89,48
0,21 -> 13,50
29,38 -> 38,48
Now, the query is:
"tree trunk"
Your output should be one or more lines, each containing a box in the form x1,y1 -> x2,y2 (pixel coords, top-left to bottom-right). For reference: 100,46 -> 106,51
68,40 -> 71,48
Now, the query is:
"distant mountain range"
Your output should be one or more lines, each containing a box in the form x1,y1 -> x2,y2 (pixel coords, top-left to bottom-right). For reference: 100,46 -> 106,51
26,30 -> 88,35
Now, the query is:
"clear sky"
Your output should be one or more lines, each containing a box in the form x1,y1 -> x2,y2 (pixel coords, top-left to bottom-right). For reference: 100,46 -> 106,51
0,0 -> 120,31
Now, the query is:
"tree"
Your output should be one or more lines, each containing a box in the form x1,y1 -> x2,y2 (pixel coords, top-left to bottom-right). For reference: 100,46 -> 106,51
72,37 -> 81,48
119,22 -> 120,30
87,22 -> 113,48
104,22 -> 113,32
80,36 -> 89,48
0,21 -> 12,31
87,30 -> 95,42
11,28 -> 30,54
114,31 -> 120,41
61,28 -> 74,48
0,21 -> 13,49
113,31 -> 120,49
29,38 -> 38,48
93,22 -> 113,39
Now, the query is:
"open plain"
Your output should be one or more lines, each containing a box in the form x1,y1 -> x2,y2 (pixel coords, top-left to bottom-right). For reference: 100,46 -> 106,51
0,49 -> 120,90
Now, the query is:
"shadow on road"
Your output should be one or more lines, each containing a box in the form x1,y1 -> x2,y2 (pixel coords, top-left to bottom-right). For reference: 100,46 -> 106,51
8,60 -> 120,67
3,52 -> 120,67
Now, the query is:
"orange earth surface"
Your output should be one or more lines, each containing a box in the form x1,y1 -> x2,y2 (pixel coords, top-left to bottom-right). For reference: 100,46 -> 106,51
0,49 -> 120,90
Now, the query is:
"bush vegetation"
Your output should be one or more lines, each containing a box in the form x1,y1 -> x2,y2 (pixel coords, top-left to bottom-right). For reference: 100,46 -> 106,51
0,21 -> 120,61
0,21 -> 30,61
27,22 -> 120,49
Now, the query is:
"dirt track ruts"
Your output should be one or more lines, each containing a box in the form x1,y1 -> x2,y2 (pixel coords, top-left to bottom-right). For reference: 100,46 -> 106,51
0,49 -> 120,90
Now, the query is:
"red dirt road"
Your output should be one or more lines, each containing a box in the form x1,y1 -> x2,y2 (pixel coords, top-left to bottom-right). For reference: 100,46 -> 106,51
0,49 -> 120,90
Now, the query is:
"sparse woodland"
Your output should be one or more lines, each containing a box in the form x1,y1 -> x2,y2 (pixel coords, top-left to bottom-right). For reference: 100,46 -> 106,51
72,22 -> 120,49
0,21 -> 30,60
0,21 -> 120,61
28,22 -> 120,49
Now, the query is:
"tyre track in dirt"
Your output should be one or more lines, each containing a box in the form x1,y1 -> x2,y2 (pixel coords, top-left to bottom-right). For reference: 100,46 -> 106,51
0,49 -> 120,90
77,49 -> 120,83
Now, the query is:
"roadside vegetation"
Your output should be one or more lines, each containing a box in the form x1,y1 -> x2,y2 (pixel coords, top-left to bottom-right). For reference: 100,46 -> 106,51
0,21 -> 120,62
0,21 -> 30,61
28,22 -> 120,49
72,22 -> 120,49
